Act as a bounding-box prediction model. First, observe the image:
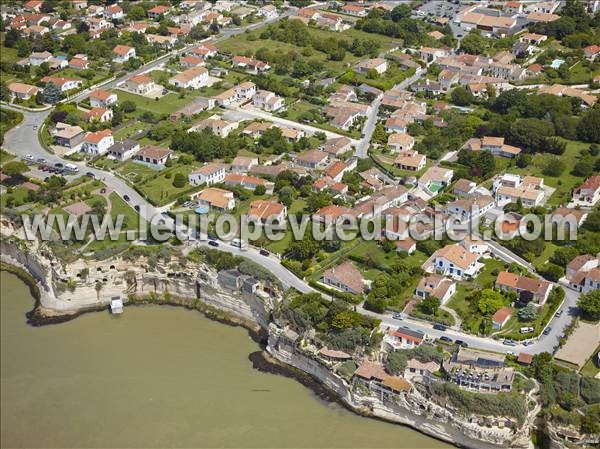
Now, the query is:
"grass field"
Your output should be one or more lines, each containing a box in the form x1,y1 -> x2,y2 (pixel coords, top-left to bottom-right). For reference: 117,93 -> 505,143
116,90 -> 198,116
117,160 -> 161,184
219,24 -> 395,77
136,164 -> 200,206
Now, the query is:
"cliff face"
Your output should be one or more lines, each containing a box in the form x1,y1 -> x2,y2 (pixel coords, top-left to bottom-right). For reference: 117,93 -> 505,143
266,326 -> 533,449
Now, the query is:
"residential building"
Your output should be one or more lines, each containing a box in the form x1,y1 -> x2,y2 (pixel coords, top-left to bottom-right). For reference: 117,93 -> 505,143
320,261 -> 365,295
463,136 -> 521,158
418,166 -> 454,193
89,89 -> 117,108
295,149 -> 329,169
125,74 -> 156,95
493,174 -> 545,207
133,146 -> 173,168
385,328 -> 425,350
354,58 -> 388,75
341,4 -> 367,16
112,44 -> 136,63
252,90 -> 284,112
188,163 -> 227,186
566,255 -> 600,293
415,274 -> 456,305
492,307 -> 512,329
495,271 -> 553,305
387,133 -> 414,153
445,195 -> 495,222
195,187 -> 236,211
232,55 -> 270,74
248,200 -> 287,224
230,156 -> 258,174
319,137 -> 353,156
453,179 -> 477,198
191,116 -> 238,138
53,123 -> 84,149
83,107 -> 113,123
423,244 -> 481,280
393,150 -> 426,172
572,176 -> 600,207
8,82 -> 39,100
104,4 -> 124,20
41,76 -> 82,92
223,173 -> 273,193
258,4 -> 277,19
81,129 -> 114,155
148,5 -> 170,19
106,139 -> 140,161
169,66 -> 208,89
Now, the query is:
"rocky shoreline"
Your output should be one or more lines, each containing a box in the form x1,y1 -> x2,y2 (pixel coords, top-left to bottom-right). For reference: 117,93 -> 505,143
1,255 -> 533,449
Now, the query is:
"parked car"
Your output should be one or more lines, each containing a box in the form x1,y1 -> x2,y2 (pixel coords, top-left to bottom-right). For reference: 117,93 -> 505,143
134,205 -> 140,212
503,339 -> 517,346
207,233 -> 217,241
259,249 -> 270,256
85,172 -> 95,178
555,310 -> 563,317
439,336 -> 453,343
230,238 -> 248,249
24,154 -> 34,161
543,326 -> 552,336
455,340 -> 468,347
208,241 -> 219,247
37,157 -> 46,164
433,324 -> 447,331
523,340 -> 534,346
520,326 -> 534,334
54,162 -> 64,168
123,195 -> 130,202
392,312 -> 405,320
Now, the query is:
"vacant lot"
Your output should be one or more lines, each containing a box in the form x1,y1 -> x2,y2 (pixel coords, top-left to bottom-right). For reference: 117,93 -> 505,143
555,321 -> 600,368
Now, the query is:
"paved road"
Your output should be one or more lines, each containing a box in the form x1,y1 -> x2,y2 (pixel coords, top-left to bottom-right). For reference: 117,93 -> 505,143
354,68 -> 426,159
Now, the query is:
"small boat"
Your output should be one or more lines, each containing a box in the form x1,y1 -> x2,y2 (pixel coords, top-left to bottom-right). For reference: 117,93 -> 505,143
110,296 -> 123,314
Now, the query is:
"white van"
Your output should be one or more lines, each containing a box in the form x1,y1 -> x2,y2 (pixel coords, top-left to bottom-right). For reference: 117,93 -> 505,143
230,238 -> 248,250
520,326 -> 534,334
65,163 -> 79,173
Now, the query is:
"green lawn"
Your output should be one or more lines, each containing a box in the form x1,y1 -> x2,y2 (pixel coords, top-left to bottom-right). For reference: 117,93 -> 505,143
113,121 -> 148,141
0,149 -> 15,164
510,139 -> 588,207
117,160 -> 161,184
116,90 -> 199,116
136,164 -> 201,206
580,347 -> 600,377
108,192 -> 143,230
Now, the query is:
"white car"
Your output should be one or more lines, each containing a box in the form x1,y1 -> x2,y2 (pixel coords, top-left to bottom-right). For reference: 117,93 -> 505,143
24,154 -> 34,161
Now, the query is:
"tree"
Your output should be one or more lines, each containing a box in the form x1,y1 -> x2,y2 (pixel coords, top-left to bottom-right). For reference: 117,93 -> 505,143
42,82 -> 63,104
518,302 -> 538,322
386,351 -> 408,375
476,289 -> 505,315
121,100 -> 136,113
542,157 -> 565,177
172,172 -> 186,188
549,247 -> 579,267
450,86 -> 474,106
537,263 -> 564,282
372,121 -> 387,145
254,185 -> 266,196
577,108 -> 600,143
420,296 -> 440,315
572,157 -> 595,177
127,5 -> 147,21
1,161 -> 29,176
578,290 -> 600,321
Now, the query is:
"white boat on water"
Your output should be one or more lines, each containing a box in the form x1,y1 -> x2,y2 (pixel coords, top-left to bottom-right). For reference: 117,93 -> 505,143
110,296 -> 123,314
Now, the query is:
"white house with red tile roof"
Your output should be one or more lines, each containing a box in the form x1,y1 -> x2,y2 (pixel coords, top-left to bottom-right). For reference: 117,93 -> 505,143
169,66 -> 208,89
83,107 -> 113,123
415,274 -> 456,305
8,82 -> 39,100
148,5 -> 171,19
572,176 -> 600,207
41,76 -> 82,92
104,4 -> 123,20
232,55 -> 270,74
112,44 -> 136,63
492,307 -> 512,329
125,74 -> 156,95
90,89 -> 117,108
248,200 -> 287,224
81,129 -> 114,155
188,163 -> 226,186
134,146 -> 173,168
422,244 -> 481,280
